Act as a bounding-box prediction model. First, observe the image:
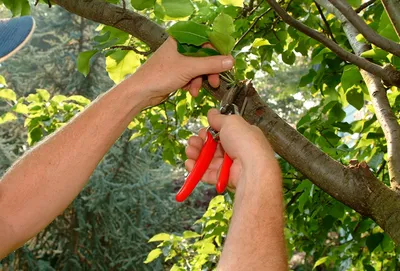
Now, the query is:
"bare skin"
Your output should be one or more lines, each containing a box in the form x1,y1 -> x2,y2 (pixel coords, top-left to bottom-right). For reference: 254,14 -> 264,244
0,38 -> 234,258
186,110 -> 288,270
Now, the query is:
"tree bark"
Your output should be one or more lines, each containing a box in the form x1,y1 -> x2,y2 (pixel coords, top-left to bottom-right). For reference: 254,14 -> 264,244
317,0 -> 400,191
51,0 -> 400,243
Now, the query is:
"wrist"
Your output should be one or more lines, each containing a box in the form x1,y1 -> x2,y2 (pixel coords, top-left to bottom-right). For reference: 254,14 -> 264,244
121,73 -> 153,110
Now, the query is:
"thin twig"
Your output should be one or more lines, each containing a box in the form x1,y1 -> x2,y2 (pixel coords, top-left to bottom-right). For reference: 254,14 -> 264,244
265,0 -> 400,87
248,0 -> 265,17
34,0 -> 52,7
108,45 -> 152,56
121,0 -> 126,10
314,0 -> 337,43
233,7 -> 273,50
355,0 -> 376,13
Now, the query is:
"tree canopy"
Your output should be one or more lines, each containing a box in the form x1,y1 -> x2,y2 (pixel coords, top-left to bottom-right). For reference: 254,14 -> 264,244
1,0 -> 400,270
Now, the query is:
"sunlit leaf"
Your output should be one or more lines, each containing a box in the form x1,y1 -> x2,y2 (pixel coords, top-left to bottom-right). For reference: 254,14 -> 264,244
143,248 -> 162,263
106,50 -> 141,84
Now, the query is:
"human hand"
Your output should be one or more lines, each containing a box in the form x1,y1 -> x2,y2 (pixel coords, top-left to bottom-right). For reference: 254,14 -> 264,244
132,38 -> 234,107
185,109 -> 280,190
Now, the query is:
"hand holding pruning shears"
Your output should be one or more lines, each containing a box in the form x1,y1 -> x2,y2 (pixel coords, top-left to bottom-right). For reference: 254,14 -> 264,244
176,83 -> 275,202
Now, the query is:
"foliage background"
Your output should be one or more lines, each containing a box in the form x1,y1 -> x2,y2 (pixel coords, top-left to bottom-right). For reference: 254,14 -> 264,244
0,0 -> 399,270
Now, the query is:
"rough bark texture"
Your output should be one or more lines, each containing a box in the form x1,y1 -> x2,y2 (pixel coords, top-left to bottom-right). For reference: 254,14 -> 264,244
381,0 -> 400,38
52,0 -> 400,243
51,0 -> 168,51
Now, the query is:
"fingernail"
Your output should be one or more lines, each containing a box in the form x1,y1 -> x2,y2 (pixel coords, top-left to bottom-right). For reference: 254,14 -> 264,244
222,58 -> 234,69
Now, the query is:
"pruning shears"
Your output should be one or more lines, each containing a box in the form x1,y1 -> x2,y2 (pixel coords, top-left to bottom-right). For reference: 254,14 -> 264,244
176,83 -> 249,202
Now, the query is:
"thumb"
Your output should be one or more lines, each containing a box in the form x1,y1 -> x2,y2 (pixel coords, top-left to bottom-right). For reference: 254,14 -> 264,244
190,55 -> 234,76
207,108 -> 227,131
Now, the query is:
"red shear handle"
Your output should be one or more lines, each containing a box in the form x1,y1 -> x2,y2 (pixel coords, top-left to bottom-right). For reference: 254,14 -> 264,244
216,153 -> 233,194
176,131 -> 218,202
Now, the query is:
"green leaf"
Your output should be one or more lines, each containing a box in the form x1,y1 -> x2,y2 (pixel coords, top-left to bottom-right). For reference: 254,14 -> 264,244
0,89 -> 17,102
313,256 -> 328,269
252,38 -> 270,47
299,69 -> 317,87
2,0 -> 30,16
381,233 -> 395,252
377,10 -> 400,42
144,248 -> 162,263
67,95 -> 91,105
346,87 -> 364,110
167,22 -> 210,46
282,50 -> 296,65
77,50 -> 98,77
347,0 -> 361,7
106,51 -> 141,84
0,75 -> 6,87
364,265 -> 375,271
197,243 -> 217,254
328,103 -> 346,121
366,233 -> 384,252
177,43 -> 220,57
213,13 -> 235,35
176,99 -> 187,122
36,89 -> 50,101
360,48 -> 389,61
341,65 -> 363,91
13,103 -> 29,114
207,31 -> 235,55
183,231 -> 200,239
368,152 -> 384,170
0,112 -> 17,125
131,0 -> 155,10
148,233 -> 171,242
161,0 -> 194,18
218,0 -> 243,7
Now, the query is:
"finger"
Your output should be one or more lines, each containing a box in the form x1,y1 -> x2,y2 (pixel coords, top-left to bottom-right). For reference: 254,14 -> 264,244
186,55 -> 234,77
188,135 -> 204,150
207,109 -> 228,132
182,81 -> 191,91
185,145 -> 201,160
208,74 -> 220,88
198,128 -> 207,140
189,77 -> 202,97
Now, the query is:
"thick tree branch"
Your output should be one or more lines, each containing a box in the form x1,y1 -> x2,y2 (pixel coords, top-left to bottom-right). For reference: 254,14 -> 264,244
53,0 -> 400,243
381,0 -> 400,38
51,0 -> 168,51
318,0 -> 400,188
327,0 -> 400,57
355,0 -> 376,13
264,0 -> 400,87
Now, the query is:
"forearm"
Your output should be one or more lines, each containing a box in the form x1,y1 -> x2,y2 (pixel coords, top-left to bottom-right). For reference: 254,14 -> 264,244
0,75 -> 147,256
218,160 -> 287,270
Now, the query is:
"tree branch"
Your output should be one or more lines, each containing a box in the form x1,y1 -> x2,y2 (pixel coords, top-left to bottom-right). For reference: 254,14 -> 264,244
53,0 -> 400,244
108,45 -> 152,56
381,0 -> 400,38
264,0 -> 400,87
355,0 -> 376,13
316,0 -> 400,191
327,0 -> 400,57
314,0 -> 337,43
51,0 -> 168,51
234,7 -> 273,50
